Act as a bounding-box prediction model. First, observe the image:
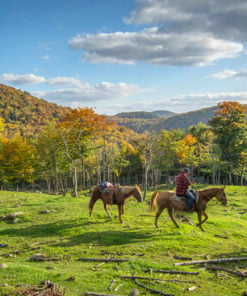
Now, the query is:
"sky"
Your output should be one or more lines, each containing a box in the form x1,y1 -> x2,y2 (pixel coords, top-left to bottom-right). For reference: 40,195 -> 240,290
1,0 -> 247,115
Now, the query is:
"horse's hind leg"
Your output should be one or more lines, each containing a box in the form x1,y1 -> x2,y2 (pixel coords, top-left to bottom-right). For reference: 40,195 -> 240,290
154,207 -> 165,228
104,203 -> 112,219
89,198 -> 97,216
167,207 -> 180,228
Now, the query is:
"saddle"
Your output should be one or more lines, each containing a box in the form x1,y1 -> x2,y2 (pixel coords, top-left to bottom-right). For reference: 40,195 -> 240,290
173,190 -> 199,204
99,181 -> 113,193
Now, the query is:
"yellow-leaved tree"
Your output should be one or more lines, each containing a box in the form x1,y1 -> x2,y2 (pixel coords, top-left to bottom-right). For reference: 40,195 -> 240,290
57,108 -> 109,197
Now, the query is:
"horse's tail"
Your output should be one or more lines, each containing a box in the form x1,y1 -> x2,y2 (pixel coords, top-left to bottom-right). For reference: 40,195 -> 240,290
150,191 -> 160,212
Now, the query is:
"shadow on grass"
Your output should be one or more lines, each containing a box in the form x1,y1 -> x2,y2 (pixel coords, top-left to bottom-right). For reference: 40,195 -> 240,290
0,218 -> 158,246
52,229 -> 157,246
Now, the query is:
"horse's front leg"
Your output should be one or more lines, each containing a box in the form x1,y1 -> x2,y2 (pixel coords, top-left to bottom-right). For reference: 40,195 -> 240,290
118,205 -> 123,223
167,207 -> 180,228
121,204 -> 125,215
196,211 -> 207,231
103,202 -> 112,219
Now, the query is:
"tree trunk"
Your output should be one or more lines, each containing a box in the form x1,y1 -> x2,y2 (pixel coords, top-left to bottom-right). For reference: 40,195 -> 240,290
72,161 -> 78,197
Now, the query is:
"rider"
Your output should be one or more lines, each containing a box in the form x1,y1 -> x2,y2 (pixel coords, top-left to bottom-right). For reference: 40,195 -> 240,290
175,168 -> 194,212
100,181 -> 115,205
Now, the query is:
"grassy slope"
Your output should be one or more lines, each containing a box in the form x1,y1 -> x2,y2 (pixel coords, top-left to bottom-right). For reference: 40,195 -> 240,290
0,186 -> 246,296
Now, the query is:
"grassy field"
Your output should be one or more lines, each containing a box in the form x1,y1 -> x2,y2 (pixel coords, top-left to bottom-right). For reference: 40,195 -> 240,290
0,185 -> 246,296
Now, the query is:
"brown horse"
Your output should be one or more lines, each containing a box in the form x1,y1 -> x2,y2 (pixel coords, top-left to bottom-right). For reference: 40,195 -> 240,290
150,187 -> 227,231
89,185 -> 143,223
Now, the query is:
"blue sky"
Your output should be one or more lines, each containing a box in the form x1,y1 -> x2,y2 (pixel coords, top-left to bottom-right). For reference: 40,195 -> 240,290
1,0 -> 247,115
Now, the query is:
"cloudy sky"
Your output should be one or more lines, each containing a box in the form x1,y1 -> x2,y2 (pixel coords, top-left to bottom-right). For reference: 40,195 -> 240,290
1,0 -> 247,115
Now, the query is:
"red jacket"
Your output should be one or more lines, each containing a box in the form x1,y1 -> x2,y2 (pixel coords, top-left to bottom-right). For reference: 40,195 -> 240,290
176,172 -> 191,195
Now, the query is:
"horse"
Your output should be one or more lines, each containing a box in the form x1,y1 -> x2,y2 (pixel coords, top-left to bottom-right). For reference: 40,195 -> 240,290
150,187 -> 227,231
89,184 -> 143,223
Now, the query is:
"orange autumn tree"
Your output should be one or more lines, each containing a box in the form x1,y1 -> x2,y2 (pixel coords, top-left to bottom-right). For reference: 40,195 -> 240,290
57,108 -> 108,197
175,134 -> 198,172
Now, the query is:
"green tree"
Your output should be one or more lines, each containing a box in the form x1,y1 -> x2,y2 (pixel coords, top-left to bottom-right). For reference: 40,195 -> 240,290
209,101 -> 247,184
33,123 -> 69,194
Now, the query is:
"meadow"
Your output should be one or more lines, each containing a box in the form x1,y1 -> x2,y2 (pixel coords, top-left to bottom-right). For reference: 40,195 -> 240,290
0,185 -> 246,296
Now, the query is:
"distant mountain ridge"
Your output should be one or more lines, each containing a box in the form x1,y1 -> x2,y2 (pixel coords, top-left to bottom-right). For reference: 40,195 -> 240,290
114,110 -> 176,119
109,106 -> 219,132
1,83 -> 242,135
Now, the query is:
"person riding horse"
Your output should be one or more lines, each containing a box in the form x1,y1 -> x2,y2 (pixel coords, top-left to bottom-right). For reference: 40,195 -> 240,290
175,168 -> 194,212
99,181 -> 118,205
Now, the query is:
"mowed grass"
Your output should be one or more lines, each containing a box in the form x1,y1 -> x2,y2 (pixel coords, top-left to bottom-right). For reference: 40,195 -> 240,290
0,186 -> 246,296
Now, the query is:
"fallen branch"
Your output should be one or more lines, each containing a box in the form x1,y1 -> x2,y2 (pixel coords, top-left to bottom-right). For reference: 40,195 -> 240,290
121,275 -> 196,283
78,258 -> 129,262
145,268 -> 199,275
30,254 -> 60,262
187,286 -> 197,291
84,293 -> 122,296
173,255 -> 192,260
134,279 -> 174,296
108,279 -> 116,291
207,265 -> 247,278
175,257 -> 247,266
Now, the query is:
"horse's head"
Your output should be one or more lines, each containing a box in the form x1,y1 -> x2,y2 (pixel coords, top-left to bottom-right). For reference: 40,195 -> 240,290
216,187 -> 227,205
133,185 -> 143,202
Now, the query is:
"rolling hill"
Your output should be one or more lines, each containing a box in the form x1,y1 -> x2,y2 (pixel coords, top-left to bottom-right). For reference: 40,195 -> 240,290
0,83 -> 237,135
0,83 -> 70,135
109,106 -> 218,132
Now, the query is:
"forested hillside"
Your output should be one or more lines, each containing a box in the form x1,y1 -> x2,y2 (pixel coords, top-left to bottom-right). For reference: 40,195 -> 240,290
0,83 -> 220,135
0,83 -> 246,193
114,110 -> 176,119
0,84 -> 70,135
110,106 -> 219,132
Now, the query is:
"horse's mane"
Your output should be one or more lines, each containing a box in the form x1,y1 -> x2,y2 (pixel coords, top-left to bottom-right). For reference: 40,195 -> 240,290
199,187 -> 220,194
119,186 -> 135,193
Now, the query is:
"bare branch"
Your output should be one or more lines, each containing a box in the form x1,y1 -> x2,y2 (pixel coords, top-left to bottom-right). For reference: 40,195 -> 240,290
175,257 -> 247,266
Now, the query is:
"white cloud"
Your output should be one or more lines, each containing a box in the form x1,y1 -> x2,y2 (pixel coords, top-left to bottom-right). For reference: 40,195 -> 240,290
212,69 -> 247,80
33,81 -> 152,105
153,91 -> 247,113
125,0 -> 247,41
68,0 -> 246,66
48,77 -> 84,87
69,29 -> 243,66
0,73 -> 46,85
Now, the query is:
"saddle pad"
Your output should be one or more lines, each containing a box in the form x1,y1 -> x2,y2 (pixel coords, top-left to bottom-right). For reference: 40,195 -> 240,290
173,194 -> 186,202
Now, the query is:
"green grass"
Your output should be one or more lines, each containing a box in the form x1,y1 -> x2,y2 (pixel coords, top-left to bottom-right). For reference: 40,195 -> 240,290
0,186 -> 246,296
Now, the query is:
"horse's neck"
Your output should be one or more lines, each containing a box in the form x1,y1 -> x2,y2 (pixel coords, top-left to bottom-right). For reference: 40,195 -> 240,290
201,189 -> 218,202
121,187 -> 134,198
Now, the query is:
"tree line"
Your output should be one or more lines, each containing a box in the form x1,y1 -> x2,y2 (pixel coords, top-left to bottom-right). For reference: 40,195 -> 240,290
0,101 -> 246,196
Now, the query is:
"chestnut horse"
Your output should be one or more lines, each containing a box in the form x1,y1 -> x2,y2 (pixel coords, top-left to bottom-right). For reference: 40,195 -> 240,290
150,187 -> 227,231
89,185 -> 143,223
